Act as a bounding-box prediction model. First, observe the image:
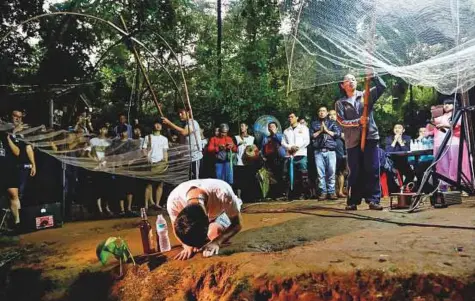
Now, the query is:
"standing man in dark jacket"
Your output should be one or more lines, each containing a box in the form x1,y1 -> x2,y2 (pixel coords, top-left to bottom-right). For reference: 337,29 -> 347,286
335,74 -> 386,210
310,107 -> 341,200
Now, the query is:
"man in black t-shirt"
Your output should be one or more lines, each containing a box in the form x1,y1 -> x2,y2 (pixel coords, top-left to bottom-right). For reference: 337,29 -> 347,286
0,110 -> 26,230
11,111 -> 37,202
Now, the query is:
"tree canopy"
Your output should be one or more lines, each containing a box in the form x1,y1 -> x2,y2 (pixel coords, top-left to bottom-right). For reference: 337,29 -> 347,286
0,0 -> 438,137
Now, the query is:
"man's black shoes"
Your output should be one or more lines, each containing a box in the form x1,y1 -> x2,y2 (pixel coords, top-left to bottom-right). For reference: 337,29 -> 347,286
369,202 -> 383,210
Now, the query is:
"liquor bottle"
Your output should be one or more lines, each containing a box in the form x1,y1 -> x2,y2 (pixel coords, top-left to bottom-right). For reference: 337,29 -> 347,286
139,208 -> 156,254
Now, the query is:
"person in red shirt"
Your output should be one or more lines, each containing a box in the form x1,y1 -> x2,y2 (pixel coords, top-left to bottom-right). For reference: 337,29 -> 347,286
207,123 -> 237,185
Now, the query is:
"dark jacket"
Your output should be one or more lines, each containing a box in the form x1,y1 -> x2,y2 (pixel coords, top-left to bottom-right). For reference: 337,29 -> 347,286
384,134 -> 411,153
309,118 -> 341,151
335,76 -> 386,149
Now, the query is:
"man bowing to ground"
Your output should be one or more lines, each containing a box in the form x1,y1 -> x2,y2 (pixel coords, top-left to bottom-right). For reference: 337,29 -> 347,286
167,179 -> 243,260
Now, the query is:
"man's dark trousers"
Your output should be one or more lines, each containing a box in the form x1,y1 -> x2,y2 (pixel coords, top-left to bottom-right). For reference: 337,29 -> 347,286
346,139 -> 380,205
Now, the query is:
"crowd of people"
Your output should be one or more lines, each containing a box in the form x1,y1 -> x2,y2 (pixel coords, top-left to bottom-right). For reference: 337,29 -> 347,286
1,73 -> 472,235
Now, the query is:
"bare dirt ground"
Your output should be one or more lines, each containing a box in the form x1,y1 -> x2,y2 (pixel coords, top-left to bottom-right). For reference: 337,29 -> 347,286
1,197 -> 475,301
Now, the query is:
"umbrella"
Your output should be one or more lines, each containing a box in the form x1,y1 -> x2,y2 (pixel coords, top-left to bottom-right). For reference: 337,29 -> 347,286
257,168 -> 270,198
257,167 -> 277,199
289,156 -> 294,191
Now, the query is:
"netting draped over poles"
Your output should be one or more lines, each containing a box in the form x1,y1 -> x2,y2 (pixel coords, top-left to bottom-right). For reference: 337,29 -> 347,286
17,126 -> 191,185
1,12 -> 198,185
281,0 -> 475,94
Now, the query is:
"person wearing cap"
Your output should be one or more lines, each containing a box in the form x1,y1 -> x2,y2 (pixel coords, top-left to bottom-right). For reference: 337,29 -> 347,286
207,123 -> 237,185
167,178 -> 243,260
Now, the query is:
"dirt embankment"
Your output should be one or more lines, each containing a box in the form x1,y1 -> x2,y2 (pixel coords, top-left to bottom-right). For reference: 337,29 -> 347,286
114,261 -> 475,301
2,199 -> 475,301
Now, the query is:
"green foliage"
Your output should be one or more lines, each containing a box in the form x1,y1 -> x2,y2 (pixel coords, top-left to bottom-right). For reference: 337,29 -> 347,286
96,236 -> 132,265
0,0 -> 439,138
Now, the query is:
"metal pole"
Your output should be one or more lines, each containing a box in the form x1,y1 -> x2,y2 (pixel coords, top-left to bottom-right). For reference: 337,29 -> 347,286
461,92 -> 475,186
62,162 -> 66,221
49,99 -> 54,129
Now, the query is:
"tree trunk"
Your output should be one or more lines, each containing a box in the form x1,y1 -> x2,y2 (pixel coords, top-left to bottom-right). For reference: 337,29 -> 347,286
217,0 -> 222,79
133,63 -> 141,116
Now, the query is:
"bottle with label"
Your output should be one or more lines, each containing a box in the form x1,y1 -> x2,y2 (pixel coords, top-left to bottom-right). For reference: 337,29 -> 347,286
139,208 -> 156,254
156,214 -> 171,252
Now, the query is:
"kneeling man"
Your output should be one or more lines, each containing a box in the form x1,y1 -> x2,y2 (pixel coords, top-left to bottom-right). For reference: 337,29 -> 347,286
167,179 -> 243,260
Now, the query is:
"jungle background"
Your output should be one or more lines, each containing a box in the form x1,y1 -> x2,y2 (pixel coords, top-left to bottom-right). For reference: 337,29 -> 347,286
0,0 -> 440,137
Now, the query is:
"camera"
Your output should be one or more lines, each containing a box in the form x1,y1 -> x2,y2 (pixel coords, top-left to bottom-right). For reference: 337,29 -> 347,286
430,105 -> 444,119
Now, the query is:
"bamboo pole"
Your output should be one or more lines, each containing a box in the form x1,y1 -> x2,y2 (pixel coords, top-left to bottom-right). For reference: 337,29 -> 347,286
119,15 -> 163,117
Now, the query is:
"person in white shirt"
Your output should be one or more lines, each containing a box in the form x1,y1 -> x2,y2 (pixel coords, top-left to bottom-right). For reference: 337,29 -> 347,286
167,179 -> 243,260
161,107 -> 203,179
234,122 -> 257,200
282,112 -> 310,199
87,125 -> 113,217
142,121 -> 169,210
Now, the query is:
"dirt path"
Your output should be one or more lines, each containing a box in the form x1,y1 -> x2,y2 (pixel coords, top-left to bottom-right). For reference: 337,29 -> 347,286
1,198 -> 475,300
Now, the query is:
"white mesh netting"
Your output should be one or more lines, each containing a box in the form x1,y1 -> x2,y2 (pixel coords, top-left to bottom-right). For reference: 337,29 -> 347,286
280,0 -> 475,94
2,124 -> 193,185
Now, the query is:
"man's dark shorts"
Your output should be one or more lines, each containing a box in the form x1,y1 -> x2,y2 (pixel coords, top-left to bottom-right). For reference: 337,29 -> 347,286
0,162 -> 20,191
